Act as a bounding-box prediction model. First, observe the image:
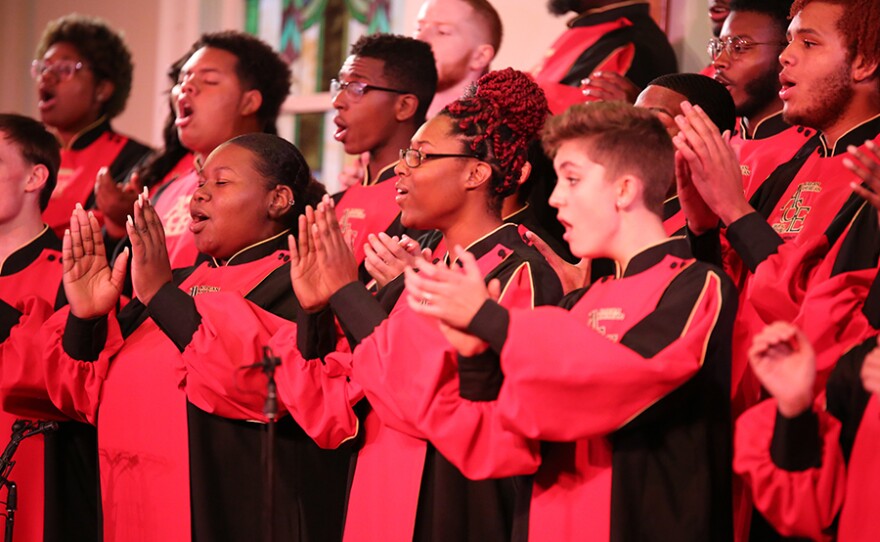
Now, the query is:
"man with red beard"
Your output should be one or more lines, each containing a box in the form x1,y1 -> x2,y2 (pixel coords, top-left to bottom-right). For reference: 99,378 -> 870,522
711,0 -> 814,197
534,0 -> 677,113
414,0 -> 501,118
330,34 -> 437,274
33,15 -> 150,237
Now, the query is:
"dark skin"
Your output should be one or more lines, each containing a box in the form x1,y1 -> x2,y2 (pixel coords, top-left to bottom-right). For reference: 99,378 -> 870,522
125,191 -> 173,306
288,195 -> 359,312
95,168 -> 142,238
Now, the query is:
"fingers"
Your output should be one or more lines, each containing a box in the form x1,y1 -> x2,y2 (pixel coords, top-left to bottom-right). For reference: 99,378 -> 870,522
68,204 -> 87,261
111,247 -> 130,290
487,278 -> 501,302
287,234 -> 300,266
526,230 -> 561,266
127,171 -> 144,194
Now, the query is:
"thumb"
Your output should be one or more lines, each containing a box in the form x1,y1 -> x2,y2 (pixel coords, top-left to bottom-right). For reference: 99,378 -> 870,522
111,247 -> 130,291
487,278 -> 501,302
127,171 -> 144,194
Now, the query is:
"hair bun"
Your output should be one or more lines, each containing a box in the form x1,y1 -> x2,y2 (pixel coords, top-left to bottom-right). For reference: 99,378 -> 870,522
472,68 -> 548,140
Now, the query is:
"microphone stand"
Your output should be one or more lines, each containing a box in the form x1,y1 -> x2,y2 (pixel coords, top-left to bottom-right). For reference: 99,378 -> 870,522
0,420 -> 59,542
260,347 -> 281,542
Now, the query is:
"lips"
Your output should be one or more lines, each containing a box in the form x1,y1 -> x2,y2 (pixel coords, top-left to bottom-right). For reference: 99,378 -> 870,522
713,73 -> 733,90
778,73 -> 796,100
176,97 -> 195,127
333,116 -> 348,142
37,86 -> 57,112
189,208 -> 209,233
394,181 -> 409,204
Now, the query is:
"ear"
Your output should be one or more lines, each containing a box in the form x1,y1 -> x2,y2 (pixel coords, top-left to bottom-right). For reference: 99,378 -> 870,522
95,80 -> 114,104
464,161 -> 493,190
614,174 -> 641,210
469,44 -> 496,73
267,184 -> 295,220
516,162 -> 532,187
240,89 -> 263,117
852,53 -> 880,84
24,164 -> 50,195
394,94 -> 420,123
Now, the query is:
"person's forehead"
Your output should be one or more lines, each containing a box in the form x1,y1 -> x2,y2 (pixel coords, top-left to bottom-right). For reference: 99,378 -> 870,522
339,55 -> 389,82
788,2 -> 845,37
182,46 -> 238,73
43,41 -> 84,60
419,0 -> 474,22
722,10 -> 778,39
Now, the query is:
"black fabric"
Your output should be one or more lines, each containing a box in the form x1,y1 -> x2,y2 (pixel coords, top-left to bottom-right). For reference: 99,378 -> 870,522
0,227 -> 61,276
62,313 -> 109,362
296,306 -> 338,361
458,348 -> 505,401
748,138 -> 821,220
561,3 -> 677,89
330,281 -> 391,349
770,409 -> 822,471
79,126 -> 151,212
467,300 -> 510,355
186,403 -> 351,542
687,226 -> 723,267
864,275 -> 880,329
825,336 -> 876,462
828,199 -> 880,279
147,281 -> 200,352
0,299 -> 20,341
815,116 -> 880,158
506,204 -> 575,264
43,422 -> 102,542
726,213 -> 786,273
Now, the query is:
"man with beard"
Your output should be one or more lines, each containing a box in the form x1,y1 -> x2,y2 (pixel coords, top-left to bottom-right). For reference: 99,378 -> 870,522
533,0 -> 677,113
414,0 -> 501,118
711,0 -> 814,197
676,3 -> 880,537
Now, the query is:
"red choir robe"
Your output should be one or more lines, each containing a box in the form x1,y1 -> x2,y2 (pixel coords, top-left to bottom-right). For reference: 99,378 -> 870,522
0,226 -> 101,542
735,335 -> 880,542
36,233 -> 349,541
384,238 -> 737,541
532,1 -> 677,114
43,118 -> 150,236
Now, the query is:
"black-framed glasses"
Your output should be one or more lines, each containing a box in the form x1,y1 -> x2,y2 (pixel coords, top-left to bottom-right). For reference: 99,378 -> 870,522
399,148 -> 477,168
330,79 -> 410,101
31,59 -> 87,82
707,36 -> 787,60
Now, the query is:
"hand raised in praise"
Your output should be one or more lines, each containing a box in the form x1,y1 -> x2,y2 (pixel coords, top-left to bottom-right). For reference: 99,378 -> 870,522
63,203 -> 129,319
126,188 -> 173,306
748,321 -> 816,418
364,232 -> 429,289
288,206 -> 335,312
310,195 -> 359,294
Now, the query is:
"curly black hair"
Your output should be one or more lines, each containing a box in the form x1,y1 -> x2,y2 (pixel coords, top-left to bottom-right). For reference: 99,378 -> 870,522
349,34 -> 437,126
0,114 -> 61,211
192,31 -> 292,134
36,14 -> 134,119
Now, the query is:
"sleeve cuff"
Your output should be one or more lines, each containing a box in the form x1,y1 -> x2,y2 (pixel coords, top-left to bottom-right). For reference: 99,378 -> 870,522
466,300 -> 509,354
296,306 -> 337,360
770,408 -> 822,471
329,281 -> 388,346
0,300 -> 22,342
63,313 -> 109,362
726,212 -> 784,273
458,349 -> 503,401
686,226 -> 722,266
147,282 -> 200,352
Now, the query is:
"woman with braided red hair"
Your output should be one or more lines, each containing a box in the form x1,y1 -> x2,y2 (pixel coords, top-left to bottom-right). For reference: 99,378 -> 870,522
173,68 -> 564,541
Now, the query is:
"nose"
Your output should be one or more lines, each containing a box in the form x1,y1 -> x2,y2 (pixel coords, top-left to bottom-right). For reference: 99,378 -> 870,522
192,184 -> 210,203
331,88 -> 347,110
548,179 -> 565,209
779,42 -> 794,66
712,47 -> 731,70
394,158 -> 410,177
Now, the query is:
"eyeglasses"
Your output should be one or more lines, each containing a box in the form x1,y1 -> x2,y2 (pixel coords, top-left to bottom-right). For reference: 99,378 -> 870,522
330,79 -> 410,101
399,148 -> 477,168
707,36 -> 787,60
30,59 -> 87,82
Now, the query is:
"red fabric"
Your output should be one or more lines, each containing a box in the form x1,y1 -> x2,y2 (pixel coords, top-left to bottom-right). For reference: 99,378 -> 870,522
734,399 -> 845,541
39,256 -> 286,541
335,252 -> 545,541
43,132 -> 130,235
152,168 -> 200,269
148,153 -> 196,197
335,177 -> 401,265
737,126 -> 813,199
0,297 -> 56,542
532,21 -> 635,114
378,255 -> 728,541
